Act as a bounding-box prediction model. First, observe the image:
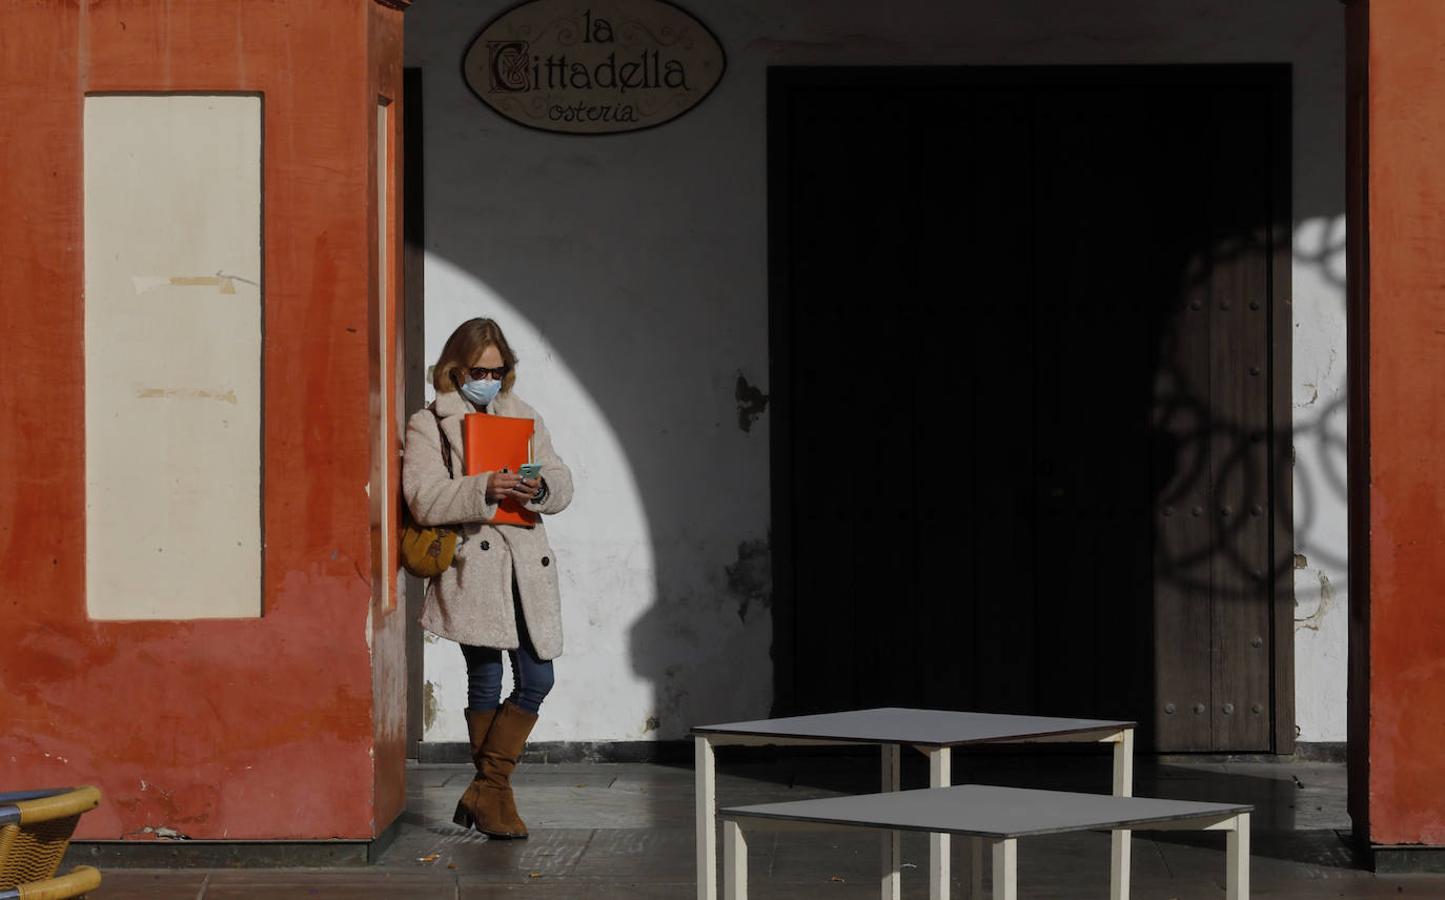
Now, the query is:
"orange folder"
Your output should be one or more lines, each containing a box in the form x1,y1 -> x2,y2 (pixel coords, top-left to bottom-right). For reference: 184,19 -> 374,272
462,412 -> 539,528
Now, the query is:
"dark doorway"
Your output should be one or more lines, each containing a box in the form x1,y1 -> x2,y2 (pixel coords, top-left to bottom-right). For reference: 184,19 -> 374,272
768,66 -> 1294,752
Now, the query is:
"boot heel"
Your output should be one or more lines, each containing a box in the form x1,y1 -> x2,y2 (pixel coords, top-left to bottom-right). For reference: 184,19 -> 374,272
452,802 -> 474,829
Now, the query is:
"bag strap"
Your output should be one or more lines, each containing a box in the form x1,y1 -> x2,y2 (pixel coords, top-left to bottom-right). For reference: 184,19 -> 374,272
430,406 -> 456,480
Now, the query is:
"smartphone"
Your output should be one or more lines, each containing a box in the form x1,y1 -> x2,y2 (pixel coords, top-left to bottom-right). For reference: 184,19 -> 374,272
518,463 -> 542,480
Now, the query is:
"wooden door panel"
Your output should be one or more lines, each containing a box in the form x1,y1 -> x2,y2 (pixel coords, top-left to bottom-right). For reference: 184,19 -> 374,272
910,91 -> 996,712
789,90 -> 914,712
1207,88 -> 1274,751
1150,86 -> 1223,751
953,90 -> 1038,715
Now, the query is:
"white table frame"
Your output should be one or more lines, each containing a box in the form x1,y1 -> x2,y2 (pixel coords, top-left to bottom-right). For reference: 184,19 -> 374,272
695,725 -> 1134,900
719,803 -> 1248,900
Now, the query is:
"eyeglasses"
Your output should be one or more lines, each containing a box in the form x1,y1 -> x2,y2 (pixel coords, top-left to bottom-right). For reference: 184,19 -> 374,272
467,365 -> 510,381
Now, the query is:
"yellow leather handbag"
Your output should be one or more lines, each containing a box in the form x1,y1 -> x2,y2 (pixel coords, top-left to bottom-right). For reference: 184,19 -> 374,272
400,408 -> 459,579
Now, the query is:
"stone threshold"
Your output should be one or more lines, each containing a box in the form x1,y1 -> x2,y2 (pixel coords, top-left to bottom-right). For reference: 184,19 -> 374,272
65,817 -> 401,869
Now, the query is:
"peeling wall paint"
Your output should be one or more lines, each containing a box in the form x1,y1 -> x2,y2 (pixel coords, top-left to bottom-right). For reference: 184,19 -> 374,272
422,680 -> 440,734
735,374 -> 770,433
407,0 -> 1348,744
1296,570 -> 1335,632
725,538 -> 771,623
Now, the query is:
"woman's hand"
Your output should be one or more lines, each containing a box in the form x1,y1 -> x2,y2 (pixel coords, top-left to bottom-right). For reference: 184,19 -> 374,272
510,477 -> 541,502
486,470 -> 523,503
485,471 -> 541,503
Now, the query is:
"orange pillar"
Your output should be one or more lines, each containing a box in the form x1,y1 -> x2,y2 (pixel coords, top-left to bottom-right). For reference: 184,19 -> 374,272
0,1 -> 409,851
1348,0 -> 1445,870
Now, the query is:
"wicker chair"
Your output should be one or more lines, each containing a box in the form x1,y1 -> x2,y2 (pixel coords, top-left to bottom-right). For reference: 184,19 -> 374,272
0,787 -> 102,900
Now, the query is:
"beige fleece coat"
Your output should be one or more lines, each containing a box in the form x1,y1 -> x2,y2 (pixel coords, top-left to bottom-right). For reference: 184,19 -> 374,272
402,388 -> 574,659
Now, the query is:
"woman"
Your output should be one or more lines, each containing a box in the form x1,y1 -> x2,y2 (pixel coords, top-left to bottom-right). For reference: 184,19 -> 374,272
402,317 -> 574,839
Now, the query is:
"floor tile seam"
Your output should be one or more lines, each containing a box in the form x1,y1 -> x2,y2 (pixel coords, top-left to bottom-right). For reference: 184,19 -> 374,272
566,827 -> 599,878
1145,835 -> 1174,879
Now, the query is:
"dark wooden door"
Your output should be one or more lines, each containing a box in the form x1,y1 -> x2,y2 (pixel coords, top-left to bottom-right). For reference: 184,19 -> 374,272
770,67 -> 1291,752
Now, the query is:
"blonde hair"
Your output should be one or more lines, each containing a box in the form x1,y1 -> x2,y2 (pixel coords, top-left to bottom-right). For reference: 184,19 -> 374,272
432,318 -> 519,395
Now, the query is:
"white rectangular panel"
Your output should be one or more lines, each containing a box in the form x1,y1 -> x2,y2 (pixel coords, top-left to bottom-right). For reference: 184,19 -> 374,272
84,94 -> 262,620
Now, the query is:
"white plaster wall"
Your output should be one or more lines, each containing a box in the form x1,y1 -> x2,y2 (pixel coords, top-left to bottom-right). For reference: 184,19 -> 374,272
1290,214 -> 1348,743
408,0 -> 1348,744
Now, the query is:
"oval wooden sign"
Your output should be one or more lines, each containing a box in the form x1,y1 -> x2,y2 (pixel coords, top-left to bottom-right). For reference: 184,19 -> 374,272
463,0 -> 726,135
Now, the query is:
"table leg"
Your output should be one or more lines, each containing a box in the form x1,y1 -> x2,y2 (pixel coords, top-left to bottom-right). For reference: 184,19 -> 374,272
1110,728 -> 1134,900
881,744 -> 901,900
991,838 -> 1017,900
968,837 -> 984,900
1226,813 -> 1250,900
927,747 -> 952,900
697,735 -> 717,900
723,819 -> 748,900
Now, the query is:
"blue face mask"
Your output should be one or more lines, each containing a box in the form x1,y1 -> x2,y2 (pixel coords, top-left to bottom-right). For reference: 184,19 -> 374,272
459,377 -> 502,408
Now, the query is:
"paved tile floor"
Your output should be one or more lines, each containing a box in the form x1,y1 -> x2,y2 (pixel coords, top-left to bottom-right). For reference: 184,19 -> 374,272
93,752 -> 1445,898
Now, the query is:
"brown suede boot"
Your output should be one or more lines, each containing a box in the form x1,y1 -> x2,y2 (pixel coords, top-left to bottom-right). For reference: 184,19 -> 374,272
452,706 -> 499,832
453,700 -> 538,839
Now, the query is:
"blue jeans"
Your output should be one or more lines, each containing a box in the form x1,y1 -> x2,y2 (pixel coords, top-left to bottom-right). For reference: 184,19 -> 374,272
460,590 -> 554,714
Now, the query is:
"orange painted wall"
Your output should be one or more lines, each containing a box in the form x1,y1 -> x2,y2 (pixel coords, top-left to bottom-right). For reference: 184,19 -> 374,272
0,1 -> 408,840
1350,0 -> 1445,848
369,0 -> 410,837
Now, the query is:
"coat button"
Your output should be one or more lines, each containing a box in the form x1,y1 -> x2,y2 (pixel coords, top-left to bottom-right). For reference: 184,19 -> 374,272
541,556 -> 551,567
480,540 -> 490,551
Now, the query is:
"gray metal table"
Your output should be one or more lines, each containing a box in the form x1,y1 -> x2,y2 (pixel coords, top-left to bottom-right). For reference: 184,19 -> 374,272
721,785 -> 1251,900
691,708 -> 1135,900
